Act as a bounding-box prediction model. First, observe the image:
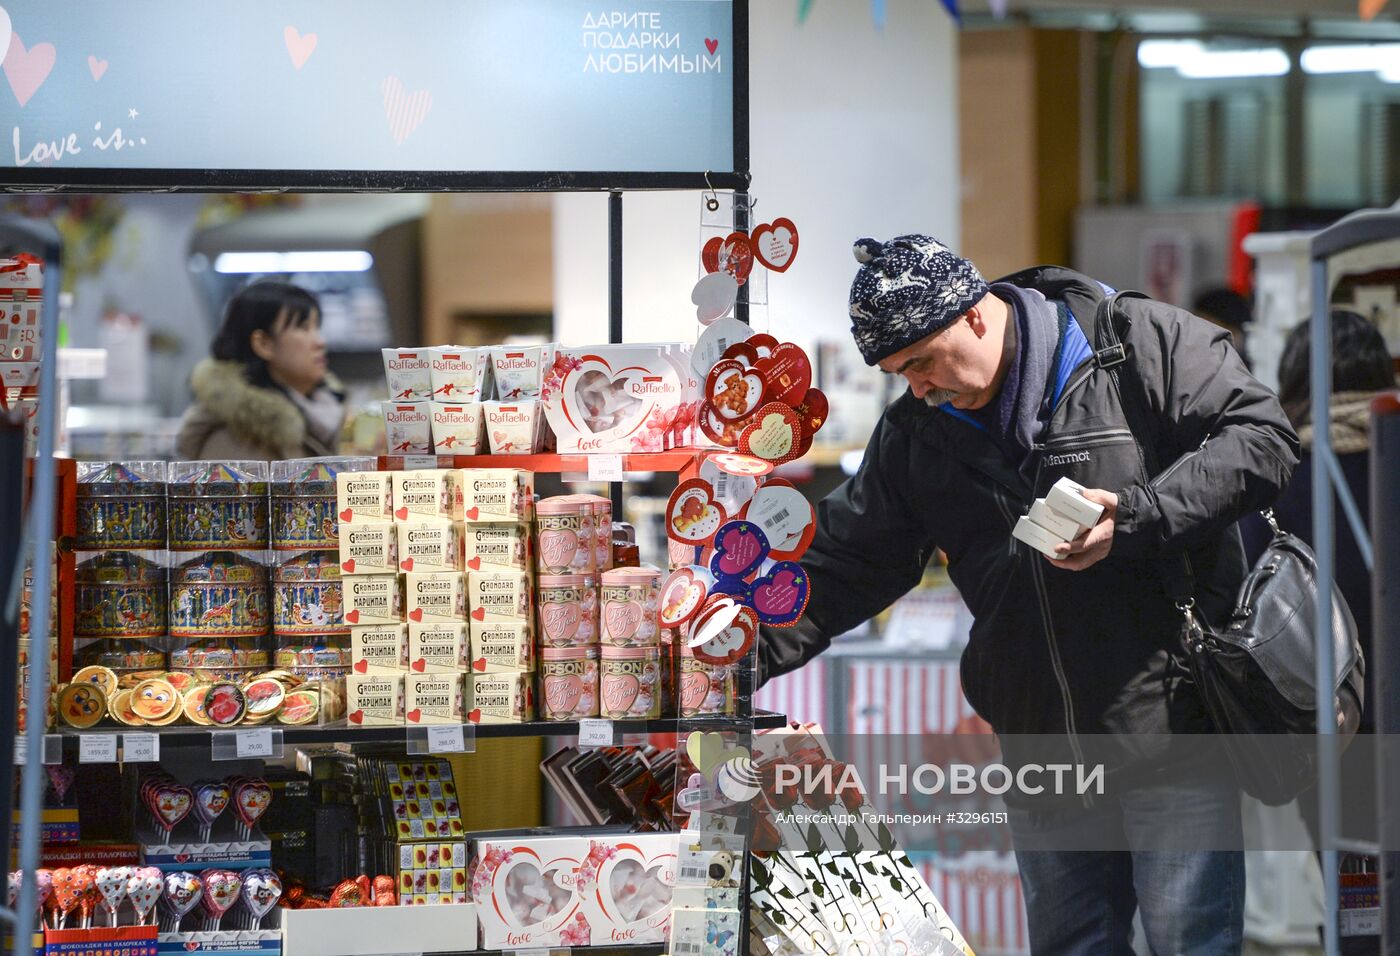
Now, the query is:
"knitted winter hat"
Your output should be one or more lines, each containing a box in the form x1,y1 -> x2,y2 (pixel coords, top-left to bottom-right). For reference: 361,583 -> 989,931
847,235 -> 989,365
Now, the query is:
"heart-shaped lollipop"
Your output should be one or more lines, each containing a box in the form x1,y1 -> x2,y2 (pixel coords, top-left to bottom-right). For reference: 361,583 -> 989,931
72,864 -> 100,929
199,869 -> 241,931
151,782 -> 194,835
96,866 -> 131,927
45,766 -> 76,804
232,779 -> 272,838
192,781 -> 231,842
161,871 -> 202,932
126,867 -> 162,926
7,871 -> 19,909
239,868 -> 282,929
49,868 -> 81,929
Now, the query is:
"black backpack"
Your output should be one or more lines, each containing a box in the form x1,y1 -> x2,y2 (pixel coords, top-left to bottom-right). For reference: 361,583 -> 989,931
1094,291 -> 1365,806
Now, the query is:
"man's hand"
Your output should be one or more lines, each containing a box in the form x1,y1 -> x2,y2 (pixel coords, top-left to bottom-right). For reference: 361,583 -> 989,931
1046,489 -> 1118,571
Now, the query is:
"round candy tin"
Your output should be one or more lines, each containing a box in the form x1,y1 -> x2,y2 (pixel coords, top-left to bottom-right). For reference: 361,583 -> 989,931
271,458 -> 373,550
277,690 -> 320,726
535,497 -> 595,575
74,552 -> 168,639
183,685 -> 213,725
539,646 -> 600,722
169,640 -> 269,671
599,566 -> 662,647
204,683 -> 247,726
130,679 -> 179,721
535,574 -> 597,648
109,689 -> 145,727
242,678 -> 285,719
170,553 -> 270,639
72,665 -> 120,699
678,645 -> 734,718
272,552 -> 346,637
75,461 -> 167,550
58,682 -> 107,729
599,645 -> 662,720
168,461 -> 270,551
75,642 -> 167,673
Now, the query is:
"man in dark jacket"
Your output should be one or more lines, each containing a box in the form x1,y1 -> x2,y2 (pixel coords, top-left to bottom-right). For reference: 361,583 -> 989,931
758,236 -> 1299,955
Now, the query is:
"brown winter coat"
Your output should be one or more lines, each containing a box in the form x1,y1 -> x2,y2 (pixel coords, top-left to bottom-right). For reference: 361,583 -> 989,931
175,359 -> 345,461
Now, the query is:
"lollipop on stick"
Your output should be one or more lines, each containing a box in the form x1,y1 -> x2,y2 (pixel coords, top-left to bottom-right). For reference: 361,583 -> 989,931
95,866 -> 132,928
192,781 -> 231,844
199,869 -> 240,932
231,779 -> 272,841
48,868 -> 78,930
126,868 -> 162,927
239,869 -> 281,931
72,865 -> 98,930
160,871 -> 202,933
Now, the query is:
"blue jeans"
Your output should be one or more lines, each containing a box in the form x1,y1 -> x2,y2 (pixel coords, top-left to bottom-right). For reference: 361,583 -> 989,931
1007,774 -> 1244,955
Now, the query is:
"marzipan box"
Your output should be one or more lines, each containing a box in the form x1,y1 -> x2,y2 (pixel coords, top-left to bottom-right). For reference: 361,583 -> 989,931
336,472 -> 393,524
406,674 -> 465,725
347,674 -> 405,726
409,622 -> 468,674
468,621 -> 533,674
466,671 -> 533,724
352,624 -> 408,675
339,522 -> 399,575
344,574 -> 405,627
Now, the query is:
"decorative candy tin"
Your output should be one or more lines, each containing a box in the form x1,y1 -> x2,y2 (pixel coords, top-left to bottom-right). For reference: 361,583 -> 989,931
75,641 -> 167,673
204,682 -> 248,726
58,682 -> 107,729
169,639 -> 269,671
599,566 -> 662,647
539,646 -> 600,721
74,551 -> 168,639
535,574 -> 598,648
130,678 -> 179,721
678,646 -> 734,717
600,645 -> 662,720
580,495 -> 614,571
272,551 -> 347,637
535,497 -> 594,575
275,643 -> 351,670
168,461 -> 270,551
75,461 -> 167,550
170,552 -> 270,639
272,457 -> 375,550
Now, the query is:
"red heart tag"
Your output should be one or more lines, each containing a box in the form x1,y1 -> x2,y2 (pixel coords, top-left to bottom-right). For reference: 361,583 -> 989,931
722,341 -> 760,366
701,232 -> 755,285
471,607 -> 485,622
341,558 -> 356,573
666,478 -> 727,545
659,567 -> 708,628
353,659 -> 368,673
755,343 -> 813,408
407,708 -> 422,723
409,608 -> 424,623
795,387 -> 828,438
349,709 -> 364,724
345,609 -> 361,624
691,603 -> 759,666
467,556 -> 482,571
705,359 -> 765,423
465,507 -> 479,521
340,508 -> 354,523
467,708 -> 482,723
738,403 -> 804,465
395,506 -> 409,520
751,218 -> 800,272
412,659 -> 426,673
400,557 -> 415,572
473,657 -> 487,672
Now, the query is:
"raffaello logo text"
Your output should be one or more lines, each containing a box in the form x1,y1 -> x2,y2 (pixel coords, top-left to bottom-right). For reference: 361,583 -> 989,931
385,407 -> 427,425
498,353 -> 537,370
386,354 -> 426,371
628,376 -> 677,397
489,408 -> 532,425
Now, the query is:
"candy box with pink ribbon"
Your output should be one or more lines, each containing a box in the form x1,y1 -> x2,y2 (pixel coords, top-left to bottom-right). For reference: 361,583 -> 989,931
541,346 -> 686,454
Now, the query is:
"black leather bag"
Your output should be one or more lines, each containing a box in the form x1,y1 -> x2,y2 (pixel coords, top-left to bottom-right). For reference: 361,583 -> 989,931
1095,291 -> 1366,806
1178,513 -> 1365,805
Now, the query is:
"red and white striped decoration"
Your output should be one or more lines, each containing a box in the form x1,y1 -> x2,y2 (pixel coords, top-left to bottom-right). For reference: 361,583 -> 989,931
381,76 -> 433,145
754,655 -> 830,726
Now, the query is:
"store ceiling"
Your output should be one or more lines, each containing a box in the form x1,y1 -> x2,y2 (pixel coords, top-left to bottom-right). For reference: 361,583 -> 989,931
961,0 -> 1364,13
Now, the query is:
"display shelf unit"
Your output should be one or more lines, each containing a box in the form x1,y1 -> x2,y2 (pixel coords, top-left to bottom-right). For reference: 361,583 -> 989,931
380,449 -> 711,476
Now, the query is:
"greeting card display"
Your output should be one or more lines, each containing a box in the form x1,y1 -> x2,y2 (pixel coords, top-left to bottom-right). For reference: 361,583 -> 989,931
541,347 -> 685,454
696,338 -> 826,461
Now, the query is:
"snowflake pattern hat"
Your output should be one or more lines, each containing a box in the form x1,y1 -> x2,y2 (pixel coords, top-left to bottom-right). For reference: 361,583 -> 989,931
847,234 -> 989,365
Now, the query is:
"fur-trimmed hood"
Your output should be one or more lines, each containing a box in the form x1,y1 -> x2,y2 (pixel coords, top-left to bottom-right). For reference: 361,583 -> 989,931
175,359 -> 344,461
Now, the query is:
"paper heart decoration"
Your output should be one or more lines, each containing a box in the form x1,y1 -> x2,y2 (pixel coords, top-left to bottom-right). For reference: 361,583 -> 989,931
755,343 -> 813,408
339,507 -> 354,523
95,866 -> 131,910
699,402 -> 742,448
233,780 -> 272,830
400,557 -> 415,572
751,218 -> 800,272
741,480 -> 816,560
407,707 -> 423,722
544,674 -> 584,716
241,868 -> 282,920
738,404 -> 803,465
409,607 -> 424,623
666,478 -> 726,545
705,359 -> 765,424
345,609 -> 361,624
705,452 -> 774,479
200,870 -> 241,917
690,602 -> 758,665
795,388 -> 828,438
686,732 -> 730,778
701,232 -> 755,285
692,272 -> 738,325
539,599 -> 582,644
162,872 -> 202,919
153,784 -> 194,832
411,658 -> 427,673
603,600 -> 643,643
192,782 -> 230,826
710,521 -> 769,580
747,562 -> 810,627
659,567 -> 710,628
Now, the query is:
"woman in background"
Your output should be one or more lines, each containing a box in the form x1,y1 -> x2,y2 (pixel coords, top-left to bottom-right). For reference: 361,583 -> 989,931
176,281 -> 345,460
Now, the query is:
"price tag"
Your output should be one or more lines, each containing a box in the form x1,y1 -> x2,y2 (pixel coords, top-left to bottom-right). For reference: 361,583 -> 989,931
122,733 -> 160,763
404,456 -> 440,470
577,719 -> 614,749
587,455 -> 624,483
79,734 -> 118,764
13,734 -> 26,765
426,725 -> 465,754
236,729 -> 275,758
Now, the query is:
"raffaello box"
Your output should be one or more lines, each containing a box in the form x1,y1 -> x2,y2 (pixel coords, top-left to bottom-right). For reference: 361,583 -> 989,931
430,403 -> 483,455
491,345 -> 555,401
471,834 -> 586,948
482,401 -> 547,455
429,346 -> 492,402
541,346 -> 686,454
383,348 -> 433,402
383,402 -> 432,455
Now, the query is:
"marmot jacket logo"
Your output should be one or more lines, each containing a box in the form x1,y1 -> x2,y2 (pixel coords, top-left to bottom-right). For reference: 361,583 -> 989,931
1045,450 -> 1092,467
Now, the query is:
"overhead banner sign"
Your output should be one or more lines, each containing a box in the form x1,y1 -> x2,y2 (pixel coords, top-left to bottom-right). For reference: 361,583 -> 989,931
0,0 -> 739,188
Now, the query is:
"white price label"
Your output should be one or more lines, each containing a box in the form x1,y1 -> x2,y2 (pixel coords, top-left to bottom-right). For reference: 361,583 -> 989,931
123,733 -> 160,763
236,729 -> 275,758
587,454 -> 624,482
78,734 -> 118,764
403,455 -> 440,470
577,719 -> 614,748
12,735 -> 26,765
426,725 -> 465,754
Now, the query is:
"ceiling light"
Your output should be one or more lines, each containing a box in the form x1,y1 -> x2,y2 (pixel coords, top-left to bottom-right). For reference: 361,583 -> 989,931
213,251 -> 374,274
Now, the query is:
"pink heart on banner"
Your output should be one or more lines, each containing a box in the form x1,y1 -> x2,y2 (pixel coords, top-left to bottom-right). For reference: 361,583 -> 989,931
87,56 -> 107,81
381,76 -> 432,146
284,26 -> 317,70
5,33 -> 56,108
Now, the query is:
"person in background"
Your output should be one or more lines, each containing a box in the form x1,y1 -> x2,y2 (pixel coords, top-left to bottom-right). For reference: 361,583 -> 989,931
176,280 -> 346,460
1192,287 -> 1252,363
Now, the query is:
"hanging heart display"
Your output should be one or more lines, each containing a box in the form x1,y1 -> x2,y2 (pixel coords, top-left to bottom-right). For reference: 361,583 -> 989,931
754,343 -> 813,408
741,479 -> 817,561
659,566 -> 713,628
709,521 -> 770,581
746,561 -> 811,627
738,403 -> 804,465
665,478 -> 727,545
688,599 -> 758,666
699,402 -> 743,448
704,359 -> 767,423
701,232 -> 755,285
750,218 -> 800,272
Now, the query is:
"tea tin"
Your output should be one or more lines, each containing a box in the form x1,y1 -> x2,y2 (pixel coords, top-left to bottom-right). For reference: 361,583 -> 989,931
75,461 -> 167,550
273,551 -> 347,637
599,566 -> 661,647
678,645 -> 734,717
272,457 -> 375,550
170,552 -> 270,639
599,645 -> 662,720
539,645 -> 599,721
168,460 -> 270,551
535,497 -> 594,574
578,494 -> 613,571
535,574 -> 598,648
74,551 -> 167,639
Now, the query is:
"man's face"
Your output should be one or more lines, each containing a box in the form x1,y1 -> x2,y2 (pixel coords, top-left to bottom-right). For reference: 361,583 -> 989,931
877,306 -> 1003,410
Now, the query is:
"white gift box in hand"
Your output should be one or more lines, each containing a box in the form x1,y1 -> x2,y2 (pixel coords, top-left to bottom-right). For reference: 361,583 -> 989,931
1012,476 -> 1106,558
